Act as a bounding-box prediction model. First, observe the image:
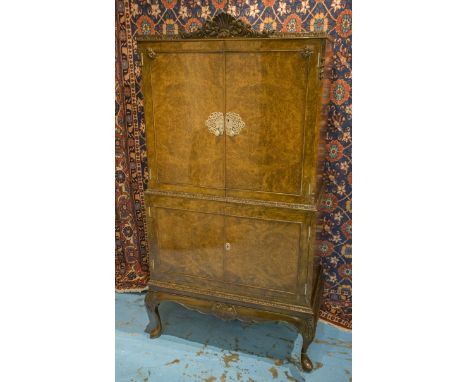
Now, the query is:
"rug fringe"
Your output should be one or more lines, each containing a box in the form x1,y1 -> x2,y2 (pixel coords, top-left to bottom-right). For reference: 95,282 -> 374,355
115,286 -> 148,293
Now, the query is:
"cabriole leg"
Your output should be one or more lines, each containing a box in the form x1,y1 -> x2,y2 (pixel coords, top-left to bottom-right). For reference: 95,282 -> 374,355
145,291 -> 162,338
298,317 -> 318,372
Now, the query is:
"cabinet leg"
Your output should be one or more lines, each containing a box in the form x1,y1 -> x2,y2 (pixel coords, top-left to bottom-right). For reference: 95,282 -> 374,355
298,317 -> 318,372
145,291 -> 162,338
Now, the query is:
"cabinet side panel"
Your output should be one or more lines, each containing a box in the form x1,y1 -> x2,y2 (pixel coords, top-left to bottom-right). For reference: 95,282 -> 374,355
314,39 -> 334,198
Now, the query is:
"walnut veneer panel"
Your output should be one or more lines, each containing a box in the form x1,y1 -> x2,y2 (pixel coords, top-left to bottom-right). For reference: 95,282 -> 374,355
148,50 -> 225,194
224,216 -> 301,293
145,191 -> 312,305
223,38 -> 322,204
153,207 -> 225,281
225,51 -> 306,195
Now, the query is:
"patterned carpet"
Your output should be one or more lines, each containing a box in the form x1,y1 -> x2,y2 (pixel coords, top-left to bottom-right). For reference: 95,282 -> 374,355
115,0 -> 352,329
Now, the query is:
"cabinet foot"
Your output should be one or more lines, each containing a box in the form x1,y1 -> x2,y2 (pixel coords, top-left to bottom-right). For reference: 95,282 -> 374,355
298,317 -> 318,372
301,352 -> 313,372
145,291 -> 162,338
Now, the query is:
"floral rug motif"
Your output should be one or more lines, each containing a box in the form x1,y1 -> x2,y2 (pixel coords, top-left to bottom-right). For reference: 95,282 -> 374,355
115,0 -> 352,329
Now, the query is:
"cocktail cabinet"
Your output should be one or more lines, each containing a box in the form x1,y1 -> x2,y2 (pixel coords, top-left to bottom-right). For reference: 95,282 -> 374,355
137,13 -> 332,372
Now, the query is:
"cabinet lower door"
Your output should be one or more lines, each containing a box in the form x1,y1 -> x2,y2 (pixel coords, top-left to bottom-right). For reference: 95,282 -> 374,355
224,216 -> 300,292
149,205 -> 225,287
223,208 -> 309,305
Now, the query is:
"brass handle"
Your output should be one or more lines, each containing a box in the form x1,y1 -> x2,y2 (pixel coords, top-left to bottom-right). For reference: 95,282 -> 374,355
205,112 -> 245,137
225,112 -> 245,137
225,242 -> 231,251
205,112 -> 224,136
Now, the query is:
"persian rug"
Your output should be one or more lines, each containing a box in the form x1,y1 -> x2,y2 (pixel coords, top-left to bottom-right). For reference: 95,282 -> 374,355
115,0 -> 352,329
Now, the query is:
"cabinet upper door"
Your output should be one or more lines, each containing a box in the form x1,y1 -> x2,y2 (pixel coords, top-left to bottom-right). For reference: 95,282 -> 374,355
224,39 -> 321,204
142,41 -> 225,196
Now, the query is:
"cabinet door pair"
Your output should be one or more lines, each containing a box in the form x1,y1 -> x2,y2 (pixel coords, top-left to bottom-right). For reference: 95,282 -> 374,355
145,194 -> 316,306
142,39 -> 324,204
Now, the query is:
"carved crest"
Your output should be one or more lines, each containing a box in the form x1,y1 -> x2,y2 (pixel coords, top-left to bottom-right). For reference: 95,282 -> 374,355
211,302 -> 238,320
180,13 -> 273,39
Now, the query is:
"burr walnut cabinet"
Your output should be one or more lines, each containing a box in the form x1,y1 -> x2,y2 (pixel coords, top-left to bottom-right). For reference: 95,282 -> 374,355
137,13 -> 332,372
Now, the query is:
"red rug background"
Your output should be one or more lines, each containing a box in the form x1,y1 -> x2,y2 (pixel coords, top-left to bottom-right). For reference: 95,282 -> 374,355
115,0 -> 352,329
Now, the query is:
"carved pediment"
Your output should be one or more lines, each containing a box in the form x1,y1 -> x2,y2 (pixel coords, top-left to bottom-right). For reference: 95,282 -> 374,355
180,13 -> 273,39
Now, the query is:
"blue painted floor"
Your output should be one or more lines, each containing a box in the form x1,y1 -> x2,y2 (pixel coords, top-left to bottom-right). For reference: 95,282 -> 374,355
116,293 -> 351,382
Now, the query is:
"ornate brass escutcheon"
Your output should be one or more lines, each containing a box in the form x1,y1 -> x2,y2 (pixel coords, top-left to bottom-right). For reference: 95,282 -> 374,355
225,112 -> 245,136
205,112 -> 225,136
205,112 -> 245,137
